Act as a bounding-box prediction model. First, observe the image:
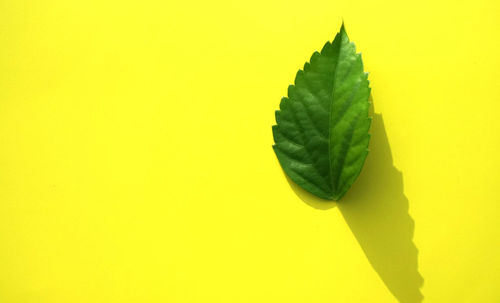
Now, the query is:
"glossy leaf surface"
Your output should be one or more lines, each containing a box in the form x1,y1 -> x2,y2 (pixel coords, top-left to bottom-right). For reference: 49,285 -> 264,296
273,24 -> 371,200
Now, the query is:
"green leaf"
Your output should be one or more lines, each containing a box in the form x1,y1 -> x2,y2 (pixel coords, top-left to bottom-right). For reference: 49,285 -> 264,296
272,24 -> 371,201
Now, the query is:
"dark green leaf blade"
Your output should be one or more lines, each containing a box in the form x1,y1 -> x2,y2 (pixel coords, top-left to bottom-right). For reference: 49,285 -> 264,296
272,24 -> 371,201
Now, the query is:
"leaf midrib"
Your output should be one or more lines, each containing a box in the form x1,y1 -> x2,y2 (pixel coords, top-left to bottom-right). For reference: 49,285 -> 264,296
328,29 -> 345,195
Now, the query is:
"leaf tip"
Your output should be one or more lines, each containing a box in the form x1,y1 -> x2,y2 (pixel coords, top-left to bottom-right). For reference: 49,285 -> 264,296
340,20 -> 346,34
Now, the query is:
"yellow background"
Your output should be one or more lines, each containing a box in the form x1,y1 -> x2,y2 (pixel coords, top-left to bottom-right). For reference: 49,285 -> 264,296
1,0 -> 499,302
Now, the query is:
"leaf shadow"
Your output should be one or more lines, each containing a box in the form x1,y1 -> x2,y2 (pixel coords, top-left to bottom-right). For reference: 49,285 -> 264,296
285,110 -> 424,302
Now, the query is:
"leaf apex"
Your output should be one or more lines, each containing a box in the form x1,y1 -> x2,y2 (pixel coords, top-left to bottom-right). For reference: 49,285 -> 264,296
340,21 -> 347,36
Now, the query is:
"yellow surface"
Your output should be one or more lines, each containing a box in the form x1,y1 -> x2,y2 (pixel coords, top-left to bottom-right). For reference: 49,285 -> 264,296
1,0 -> 499,302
